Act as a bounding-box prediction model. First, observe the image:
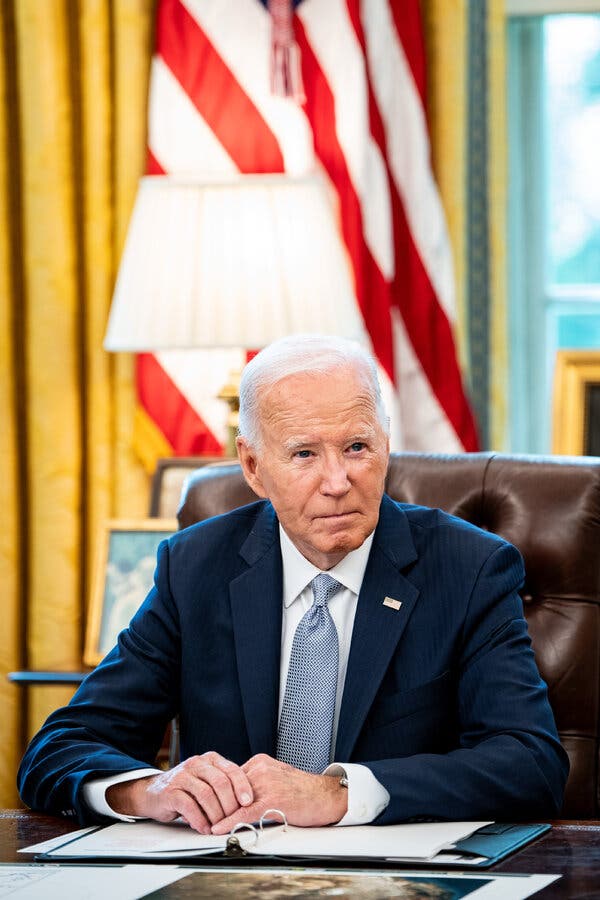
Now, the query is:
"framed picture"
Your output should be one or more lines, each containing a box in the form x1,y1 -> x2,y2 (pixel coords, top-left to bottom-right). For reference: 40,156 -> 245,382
552,349 -> 600,455
84,518 -> 177,666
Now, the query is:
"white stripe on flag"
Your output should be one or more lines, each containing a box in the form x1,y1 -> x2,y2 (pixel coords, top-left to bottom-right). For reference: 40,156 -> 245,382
148,57 -> 239,176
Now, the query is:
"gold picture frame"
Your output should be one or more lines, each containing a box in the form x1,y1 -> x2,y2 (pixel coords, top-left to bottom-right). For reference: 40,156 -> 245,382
552,349 -> 600,455
84,518 -> 177,667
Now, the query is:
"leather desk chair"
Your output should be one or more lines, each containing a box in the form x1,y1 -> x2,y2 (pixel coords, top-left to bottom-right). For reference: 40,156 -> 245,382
176,452 -> 600,819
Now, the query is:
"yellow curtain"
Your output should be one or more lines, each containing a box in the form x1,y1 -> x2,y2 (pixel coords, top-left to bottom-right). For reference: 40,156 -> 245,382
422,0 -> 469,371
0,0 -> 153,808
423,0 -> 508,449
488,0 -> 509,451
0,0 -> 22,812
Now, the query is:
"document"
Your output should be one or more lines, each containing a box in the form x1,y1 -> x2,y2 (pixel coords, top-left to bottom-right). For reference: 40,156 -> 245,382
26,819 -> 492,862
0,865 -> 560,900
0,864 -> 189,900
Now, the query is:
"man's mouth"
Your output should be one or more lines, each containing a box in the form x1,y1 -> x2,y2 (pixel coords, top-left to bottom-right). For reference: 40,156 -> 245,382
318,512 -> 356,521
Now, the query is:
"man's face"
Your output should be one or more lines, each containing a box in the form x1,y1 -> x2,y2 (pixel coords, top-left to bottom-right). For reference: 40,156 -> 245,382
237,366 -> 389,570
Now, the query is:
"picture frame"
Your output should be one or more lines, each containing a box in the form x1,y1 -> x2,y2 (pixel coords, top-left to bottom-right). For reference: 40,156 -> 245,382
552,349 -> 600,455
84,518 -> 177,667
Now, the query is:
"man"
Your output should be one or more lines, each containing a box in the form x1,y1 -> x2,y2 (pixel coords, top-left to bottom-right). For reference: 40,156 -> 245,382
18,335 -> 568,832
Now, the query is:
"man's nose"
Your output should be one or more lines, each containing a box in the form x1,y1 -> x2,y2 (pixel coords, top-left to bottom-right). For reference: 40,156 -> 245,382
320,456 -> 351,495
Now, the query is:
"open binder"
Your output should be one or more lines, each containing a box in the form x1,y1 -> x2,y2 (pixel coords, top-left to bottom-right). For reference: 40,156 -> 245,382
33,813 -> 550,869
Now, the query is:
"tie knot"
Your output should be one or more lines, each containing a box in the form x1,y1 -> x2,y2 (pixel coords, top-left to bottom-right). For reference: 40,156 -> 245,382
311,573 -> 341,607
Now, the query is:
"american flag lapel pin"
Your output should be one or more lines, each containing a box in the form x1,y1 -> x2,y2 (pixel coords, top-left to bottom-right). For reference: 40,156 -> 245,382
383,596 -> 402,611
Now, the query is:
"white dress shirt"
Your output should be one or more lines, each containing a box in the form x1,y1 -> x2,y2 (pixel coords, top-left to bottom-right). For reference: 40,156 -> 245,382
84,528 -> 390,824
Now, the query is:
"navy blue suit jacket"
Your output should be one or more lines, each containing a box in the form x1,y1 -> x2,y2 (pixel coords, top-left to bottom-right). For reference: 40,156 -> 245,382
18,495 -> 568,823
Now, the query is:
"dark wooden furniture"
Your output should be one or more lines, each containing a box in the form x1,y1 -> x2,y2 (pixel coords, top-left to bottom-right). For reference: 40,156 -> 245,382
1,811 -> 599,898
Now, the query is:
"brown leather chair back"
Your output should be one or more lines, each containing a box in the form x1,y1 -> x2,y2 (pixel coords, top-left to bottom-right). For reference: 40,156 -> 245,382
177,451 -> 600,818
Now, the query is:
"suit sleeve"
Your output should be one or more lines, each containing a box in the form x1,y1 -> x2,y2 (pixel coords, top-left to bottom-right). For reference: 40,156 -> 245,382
17,539 -> 181,823
365,542 -> 570,823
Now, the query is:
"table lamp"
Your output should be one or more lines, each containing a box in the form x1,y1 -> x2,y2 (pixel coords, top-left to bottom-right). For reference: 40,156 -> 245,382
104,173 -> 367,453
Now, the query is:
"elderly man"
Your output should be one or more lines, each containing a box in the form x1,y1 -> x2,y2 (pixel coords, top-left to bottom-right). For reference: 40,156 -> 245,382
18,335 -> 568,832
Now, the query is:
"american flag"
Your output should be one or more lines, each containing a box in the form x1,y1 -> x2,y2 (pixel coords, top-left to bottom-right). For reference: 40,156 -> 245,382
136,0 -> 479,456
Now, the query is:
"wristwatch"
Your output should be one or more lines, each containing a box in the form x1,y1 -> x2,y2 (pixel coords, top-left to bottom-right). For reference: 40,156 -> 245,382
339,775 -> 349,789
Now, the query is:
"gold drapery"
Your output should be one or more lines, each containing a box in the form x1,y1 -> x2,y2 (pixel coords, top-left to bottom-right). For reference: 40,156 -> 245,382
424,0 -> 508,449
0,0 -> 153,807
487,0 -> 509,451
0,0 -> 508,808
423,0 -> 469,370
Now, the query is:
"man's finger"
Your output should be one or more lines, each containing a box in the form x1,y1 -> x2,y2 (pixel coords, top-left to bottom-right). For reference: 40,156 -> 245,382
196,754 -> 254,811
197,752 -> 254,808
163,788 -> 212,835
213,756 -> 254,808
179,771 -> 227,825
210,802 -> 262,835
148,767 -> 226,827
190,764 -> 239,818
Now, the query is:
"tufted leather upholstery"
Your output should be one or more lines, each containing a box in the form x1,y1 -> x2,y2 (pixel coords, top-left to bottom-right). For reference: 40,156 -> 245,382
177,451 -> 600,818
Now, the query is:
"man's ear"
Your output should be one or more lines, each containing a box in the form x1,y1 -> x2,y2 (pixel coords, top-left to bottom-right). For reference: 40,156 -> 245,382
236,436 -> 268,498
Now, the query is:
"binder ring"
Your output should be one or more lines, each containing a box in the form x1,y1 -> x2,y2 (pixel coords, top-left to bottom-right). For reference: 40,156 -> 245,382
229,821 -> 259,846
259,808 -> 288,831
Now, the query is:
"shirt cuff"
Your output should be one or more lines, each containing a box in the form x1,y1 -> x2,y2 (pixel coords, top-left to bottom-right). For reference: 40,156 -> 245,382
324,762 -> 390,825
82,768 -> 160,821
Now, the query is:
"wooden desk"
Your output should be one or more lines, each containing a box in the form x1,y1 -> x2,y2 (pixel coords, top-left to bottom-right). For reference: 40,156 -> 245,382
1,811 -> 599,898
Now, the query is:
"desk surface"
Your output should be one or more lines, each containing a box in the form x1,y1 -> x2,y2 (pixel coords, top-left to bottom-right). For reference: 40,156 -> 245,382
1,811 -> 599,899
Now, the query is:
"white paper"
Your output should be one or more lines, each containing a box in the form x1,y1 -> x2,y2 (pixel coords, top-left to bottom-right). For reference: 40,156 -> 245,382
0,864 -> 189,900
466,873 -> 559,899
17,827 -> 96,854
36,820 -> 234,859
31,818 -> 491,861
254,820 -> 492,859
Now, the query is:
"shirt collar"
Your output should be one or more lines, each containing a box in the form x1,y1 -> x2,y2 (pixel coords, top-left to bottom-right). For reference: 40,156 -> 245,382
279,524 -> 375,608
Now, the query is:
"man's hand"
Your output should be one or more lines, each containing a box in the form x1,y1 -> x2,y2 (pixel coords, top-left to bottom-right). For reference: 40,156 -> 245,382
210,754 -> 348,834
105,752 -> 254,834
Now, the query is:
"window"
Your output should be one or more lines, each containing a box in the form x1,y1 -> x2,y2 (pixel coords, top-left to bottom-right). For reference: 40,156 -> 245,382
508,8 -> 600,452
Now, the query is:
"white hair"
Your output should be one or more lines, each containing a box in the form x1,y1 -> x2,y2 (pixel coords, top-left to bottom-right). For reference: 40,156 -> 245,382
238,334 -> 389,447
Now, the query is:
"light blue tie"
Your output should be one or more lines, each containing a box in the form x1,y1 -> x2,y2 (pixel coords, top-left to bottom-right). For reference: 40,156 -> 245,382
277,573 -> 341,773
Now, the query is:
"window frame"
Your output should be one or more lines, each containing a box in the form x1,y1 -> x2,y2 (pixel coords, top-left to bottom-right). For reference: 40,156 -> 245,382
507,9 -> 600,452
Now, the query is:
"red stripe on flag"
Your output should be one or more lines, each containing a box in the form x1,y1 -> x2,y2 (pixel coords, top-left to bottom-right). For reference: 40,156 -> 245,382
387,0 -> 427,107
346,2 -> 479,450
136,354 -> 223,455
146,148 -> 166,174
294,17 -> 395,383
157,0 -> 285,173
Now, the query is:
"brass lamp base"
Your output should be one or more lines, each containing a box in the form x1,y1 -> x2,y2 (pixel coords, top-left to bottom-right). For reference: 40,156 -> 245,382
218,369 -> 242,457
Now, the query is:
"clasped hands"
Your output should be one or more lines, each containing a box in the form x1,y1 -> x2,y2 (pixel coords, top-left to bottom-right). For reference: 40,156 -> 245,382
106,751 -> 348,834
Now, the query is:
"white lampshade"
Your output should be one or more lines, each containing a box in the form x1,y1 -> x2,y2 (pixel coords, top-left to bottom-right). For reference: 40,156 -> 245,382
104,174 -> 366,351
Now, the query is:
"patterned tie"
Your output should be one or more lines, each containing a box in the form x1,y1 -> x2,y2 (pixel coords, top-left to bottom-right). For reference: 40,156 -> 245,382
277,573 -> 341,773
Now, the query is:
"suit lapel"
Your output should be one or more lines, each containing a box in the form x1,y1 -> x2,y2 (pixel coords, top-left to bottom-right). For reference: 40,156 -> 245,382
229,503 -> 282,757
335,496 -> 420,761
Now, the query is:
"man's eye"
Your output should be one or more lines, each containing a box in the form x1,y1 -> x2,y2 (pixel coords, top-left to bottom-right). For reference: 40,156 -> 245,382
295,450 -> 312,459
349,442 -> 366,452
